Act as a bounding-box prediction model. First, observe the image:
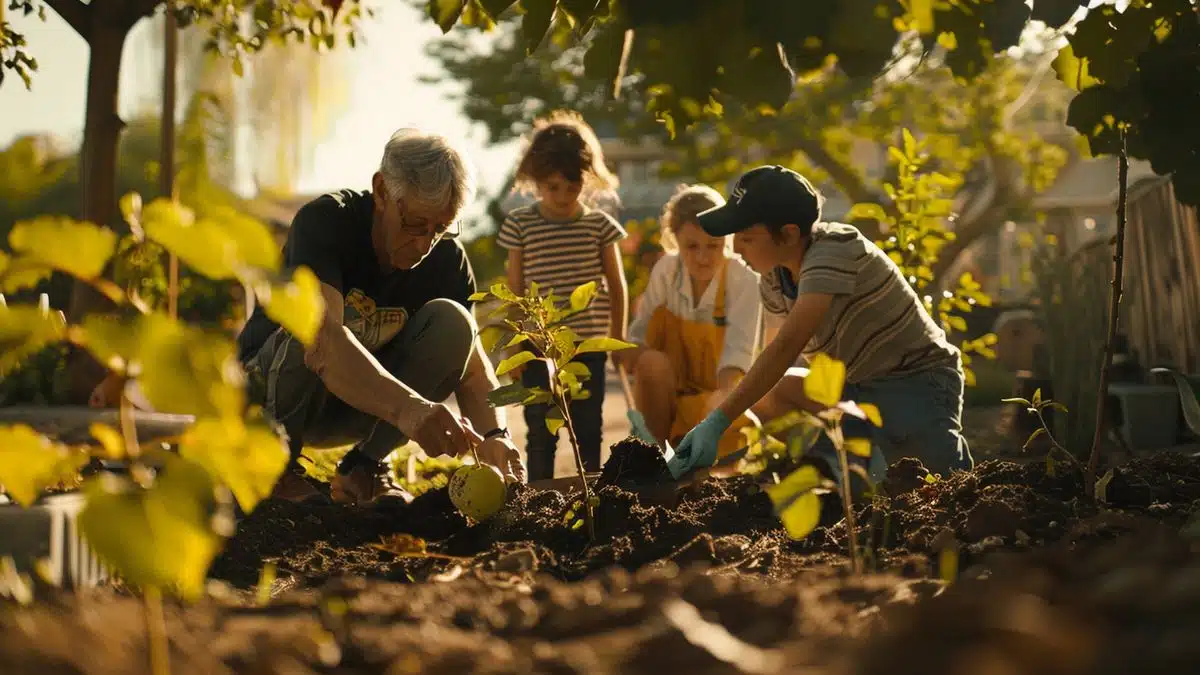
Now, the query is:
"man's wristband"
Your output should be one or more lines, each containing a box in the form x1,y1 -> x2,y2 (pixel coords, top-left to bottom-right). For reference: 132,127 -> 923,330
483,427 -> 510,441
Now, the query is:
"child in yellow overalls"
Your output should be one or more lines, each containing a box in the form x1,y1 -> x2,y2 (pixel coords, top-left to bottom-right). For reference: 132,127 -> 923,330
619,185 -> 764,458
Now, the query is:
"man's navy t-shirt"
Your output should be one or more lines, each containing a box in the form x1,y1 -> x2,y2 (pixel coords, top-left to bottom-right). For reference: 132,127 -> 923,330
237,189 -> 477,363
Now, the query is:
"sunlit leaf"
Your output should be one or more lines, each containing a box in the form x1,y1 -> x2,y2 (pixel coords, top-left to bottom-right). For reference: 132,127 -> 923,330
89,423 -> 126,460
255,267 -> 325,346
845,437 -> 873,458
0,425 -> 83,507
0,251 -> 53,294
490,282 -> 519,302
135,313 -> 244,418
78,457 -> 224,600
487,382 -> 536,407
575,336 -> 636,355
496,350 -> 537,376
143,198 -> 280,280
8,216 -> 117,280
765,464 -> 824,541
179,417 -> 288,513
846,202 -> 889,223
569,281 -> 598,312
70,314 -> 142,374
468,291 -> 490,302
0,305 -> 66,377
505,331 -> 529,348
803,353 -> 846,408
909,0 -> 934,34
545,407 -> 565,435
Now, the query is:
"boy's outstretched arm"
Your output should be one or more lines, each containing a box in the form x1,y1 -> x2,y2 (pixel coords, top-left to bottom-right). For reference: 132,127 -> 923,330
717,292 -> 833,422
600,242 -> 628,340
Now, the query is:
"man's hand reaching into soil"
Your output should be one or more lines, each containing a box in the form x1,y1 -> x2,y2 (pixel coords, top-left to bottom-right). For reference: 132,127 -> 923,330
406,401 -> 483,458
476,436 -> 526,484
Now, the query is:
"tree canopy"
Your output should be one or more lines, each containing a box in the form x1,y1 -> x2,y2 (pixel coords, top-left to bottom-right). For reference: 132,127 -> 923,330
422,0 -> 1199,205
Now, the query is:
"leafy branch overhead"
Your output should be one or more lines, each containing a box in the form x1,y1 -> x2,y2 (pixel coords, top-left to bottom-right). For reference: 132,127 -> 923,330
423,0 -> 1199,205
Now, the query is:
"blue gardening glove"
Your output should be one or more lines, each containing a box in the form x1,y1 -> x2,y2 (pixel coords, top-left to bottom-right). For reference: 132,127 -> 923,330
628,410 -> 658,446
666,409 -> 732,479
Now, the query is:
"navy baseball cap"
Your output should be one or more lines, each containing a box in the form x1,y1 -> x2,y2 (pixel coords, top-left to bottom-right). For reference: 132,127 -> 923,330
697,165 -> 822,237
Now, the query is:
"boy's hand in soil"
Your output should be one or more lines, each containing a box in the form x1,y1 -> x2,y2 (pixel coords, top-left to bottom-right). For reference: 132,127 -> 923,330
666,409 -> 731,479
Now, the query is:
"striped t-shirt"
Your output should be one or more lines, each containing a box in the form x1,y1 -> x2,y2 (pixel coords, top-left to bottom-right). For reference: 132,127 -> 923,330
497,204 -> 627,338
760,222 -> 959,383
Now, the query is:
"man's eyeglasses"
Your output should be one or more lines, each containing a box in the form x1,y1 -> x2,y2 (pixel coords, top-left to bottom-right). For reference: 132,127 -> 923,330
397,199 -> 459,241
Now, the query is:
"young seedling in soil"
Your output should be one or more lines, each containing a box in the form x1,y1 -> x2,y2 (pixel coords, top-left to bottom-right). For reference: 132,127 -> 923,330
753,353 -> 885,574
470,280 -> 635,540
1003,388 -> 1082,474
0,194 -> 324,674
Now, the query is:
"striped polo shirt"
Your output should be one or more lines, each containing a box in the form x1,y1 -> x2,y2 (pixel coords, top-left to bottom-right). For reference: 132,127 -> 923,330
497,204 -> 627,338
760,222 -> 959,383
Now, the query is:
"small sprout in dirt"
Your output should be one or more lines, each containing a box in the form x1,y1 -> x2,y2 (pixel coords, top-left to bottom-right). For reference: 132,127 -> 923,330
255,562 -> 276,606
1094,467 -> 1115,504
1002,388 -> 1080,471
472,280 -> 636,539
448,463 -> 507,522
924,473 -> 941,485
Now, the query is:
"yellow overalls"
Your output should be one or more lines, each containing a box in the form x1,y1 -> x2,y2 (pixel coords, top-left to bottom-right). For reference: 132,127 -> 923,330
643,262 -> 756,457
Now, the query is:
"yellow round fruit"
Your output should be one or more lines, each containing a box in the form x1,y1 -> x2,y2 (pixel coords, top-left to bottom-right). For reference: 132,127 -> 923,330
448,464 -> 507,521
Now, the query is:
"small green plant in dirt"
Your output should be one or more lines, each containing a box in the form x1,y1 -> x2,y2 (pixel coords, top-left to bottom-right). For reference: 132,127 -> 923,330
1000,387 -> 1110,496
846,128 -> 998,388
469,280 -> 635,539
742,353 -> 884,574
0,194 -> 323,672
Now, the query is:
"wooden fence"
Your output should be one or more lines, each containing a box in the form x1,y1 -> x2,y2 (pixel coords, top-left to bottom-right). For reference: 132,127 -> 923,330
1119,177 -> 1200,373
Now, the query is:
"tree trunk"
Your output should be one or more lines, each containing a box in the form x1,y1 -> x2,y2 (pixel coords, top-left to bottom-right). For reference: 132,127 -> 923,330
64,14 -> 132,401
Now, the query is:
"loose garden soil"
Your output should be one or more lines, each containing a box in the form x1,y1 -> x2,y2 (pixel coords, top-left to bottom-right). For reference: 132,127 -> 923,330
5,438 -> 1200,674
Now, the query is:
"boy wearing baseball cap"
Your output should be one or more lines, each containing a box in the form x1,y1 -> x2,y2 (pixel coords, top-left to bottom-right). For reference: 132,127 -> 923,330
666,165 -> 974,481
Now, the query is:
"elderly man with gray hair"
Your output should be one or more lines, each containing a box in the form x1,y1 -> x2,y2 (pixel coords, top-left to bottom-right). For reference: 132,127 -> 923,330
237,127 -> 525,504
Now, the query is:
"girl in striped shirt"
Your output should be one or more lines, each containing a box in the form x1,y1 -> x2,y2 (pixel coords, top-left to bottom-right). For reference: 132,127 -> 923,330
497,110 -> 629,481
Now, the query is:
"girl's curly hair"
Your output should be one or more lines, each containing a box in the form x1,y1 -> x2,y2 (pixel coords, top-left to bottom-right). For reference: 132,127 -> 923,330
658,183 -> 730,254
514,110 -> 620,205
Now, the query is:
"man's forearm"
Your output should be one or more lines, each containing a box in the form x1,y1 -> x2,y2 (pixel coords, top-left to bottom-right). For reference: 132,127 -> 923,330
608,281 -> 628,338
456,341 -> 507,433
315,327 -> 427,431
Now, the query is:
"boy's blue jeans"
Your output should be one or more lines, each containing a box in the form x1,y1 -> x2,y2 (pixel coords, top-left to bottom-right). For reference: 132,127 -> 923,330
809,364 -> 974,485
520,352 -> 608,481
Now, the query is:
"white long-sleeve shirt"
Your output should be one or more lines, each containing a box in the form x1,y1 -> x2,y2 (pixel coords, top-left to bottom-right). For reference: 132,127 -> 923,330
629,253 -> 763,375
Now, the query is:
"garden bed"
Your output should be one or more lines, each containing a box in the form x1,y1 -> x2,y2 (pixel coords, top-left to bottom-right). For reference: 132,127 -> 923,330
4,440 -> 1200,674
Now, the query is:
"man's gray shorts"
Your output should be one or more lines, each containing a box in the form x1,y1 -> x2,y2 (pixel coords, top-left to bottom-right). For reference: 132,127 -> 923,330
244,298 -> 477,463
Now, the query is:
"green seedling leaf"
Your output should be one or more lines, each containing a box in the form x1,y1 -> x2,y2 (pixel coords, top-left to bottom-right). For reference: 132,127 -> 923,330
134,313 -> 245,419
845,202 -> 889,223
909,0 -> 934,34
0,250 -> 53,294
0,425 -> 84,507
478,325 -> 508,352
487,382 -> 537,407
497,350 -> 537,376
1001,397 -> 1031,407
575,336 -> 636,355
179,417 -> 289,514
468,291 -> 490,302
546,407 -> 565,435
1095,467 -> 1114,504
490,282 -> 519,302
845,438 -> 873,458
88,423 -> 126,460
142,198 -> 280,280
0,304 -> 66,378
78,457 -> 225,600
1022,427 -> 1046,451
505,332 -> 529,349
765,464 -> 825,541
569,281 -> 598,312
8,216 -> 117,281
255,267 -> 325,347
803,353 -> 845,408
835,401 -> 883,427
562,361 -> 590,380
